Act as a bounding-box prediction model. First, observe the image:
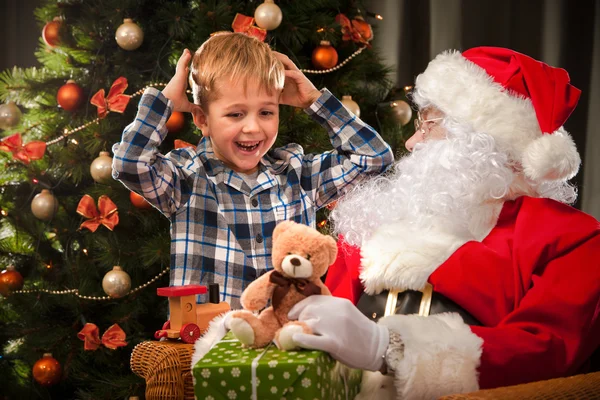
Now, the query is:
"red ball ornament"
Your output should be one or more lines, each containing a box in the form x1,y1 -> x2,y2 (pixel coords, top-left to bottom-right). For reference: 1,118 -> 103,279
33,353 -> 62,386
312,40 -> 338,70
165,111 -> 186,134
130,191 -> 152,210
0,265 -> 24,297
57,80 -> 84,112
42,19 -> 61,48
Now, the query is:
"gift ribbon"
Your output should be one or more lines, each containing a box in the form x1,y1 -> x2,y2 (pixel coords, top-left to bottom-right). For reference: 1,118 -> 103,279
77,323 -> 128,350
269,270 -> 322,311
76,194 -> 119,232
0,133 -> 46,164
232,13 -> 267,42
251,345 -> 270,400
90,77 -> 131,119
335,14 -> 373,45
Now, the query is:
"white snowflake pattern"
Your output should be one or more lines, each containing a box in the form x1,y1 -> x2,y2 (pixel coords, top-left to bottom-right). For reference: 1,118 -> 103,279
271,353 -> 280,357
288,351 -> 297,355
296,365 -> 306,374
201,369 -> 211,378
317,366 -> 322,376
221,380 -> 226,387
268,374 -> 274,380
268,360 -> 278,368
231,367 -> 241,377
301,377 -> 311,388
204,396 -> 214,400
202,382 -> 208,387
227,390 -> 237,399
289,387 -> 294,392
270,386 -> 278,394
218,368 -> 224,373
240,385 -> 246,392
297,354 -> 306,358
283,371 -> 290,379
203,358 -> 213,363
307,358 -> 316,364
321,388 -> 325,397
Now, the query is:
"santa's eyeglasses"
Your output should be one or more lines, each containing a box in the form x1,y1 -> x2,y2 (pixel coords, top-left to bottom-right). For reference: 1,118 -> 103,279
414,112 -> 443,135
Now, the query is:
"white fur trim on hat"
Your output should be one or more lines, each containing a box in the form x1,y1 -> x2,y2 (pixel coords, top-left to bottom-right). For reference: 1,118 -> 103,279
357,313 -> 483,400
412,50 -> 580,181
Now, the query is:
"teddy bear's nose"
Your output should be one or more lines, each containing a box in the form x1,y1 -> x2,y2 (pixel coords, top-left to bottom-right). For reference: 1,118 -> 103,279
290,257 -> 301,266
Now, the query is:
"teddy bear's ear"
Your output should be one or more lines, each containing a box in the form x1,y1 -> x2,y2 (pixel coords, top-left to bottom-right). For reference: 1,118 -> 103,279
324,235 -> 338,266
272,220 -> 297,242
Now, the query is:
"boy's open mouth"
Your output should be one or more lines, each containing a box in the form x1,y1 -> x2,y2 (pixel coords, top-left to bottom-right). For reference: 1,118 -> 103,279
236,141 -> 260,152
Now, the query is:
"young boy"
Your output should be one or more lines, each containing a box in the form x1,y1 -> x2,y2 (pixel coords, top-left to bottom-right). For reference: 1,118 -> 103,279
112,33 -> 393,308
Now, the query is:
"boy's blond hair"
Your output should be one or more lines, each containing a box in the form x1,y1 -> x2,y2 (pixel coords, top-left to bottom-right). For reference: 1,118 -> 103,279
190,33 -> 285,111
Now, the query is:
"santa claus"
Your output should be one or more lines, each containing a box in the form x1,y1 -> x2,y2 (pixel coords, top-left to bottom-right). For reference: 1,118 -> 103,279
287,47 -> 600,399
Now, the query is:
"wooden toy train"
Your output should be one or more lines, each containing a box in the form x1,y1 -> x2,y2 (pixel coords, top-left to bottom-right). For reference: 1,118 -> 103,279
154,283 -> 230,343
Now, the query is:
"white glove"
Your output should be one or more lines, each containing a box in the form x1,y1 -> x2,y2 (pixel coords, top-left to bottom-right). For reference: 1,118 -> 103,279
288,295 -> 389,371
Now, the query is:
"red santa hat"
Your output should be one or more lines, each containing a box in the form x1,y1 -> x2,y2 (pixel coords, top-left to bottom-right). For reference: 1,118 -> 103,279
412,46 -> 582,181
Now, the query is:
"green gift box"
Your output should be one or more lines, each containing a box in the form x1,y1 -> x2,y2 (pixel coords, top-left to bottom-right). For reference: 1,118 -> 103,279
193,332 -> 362,400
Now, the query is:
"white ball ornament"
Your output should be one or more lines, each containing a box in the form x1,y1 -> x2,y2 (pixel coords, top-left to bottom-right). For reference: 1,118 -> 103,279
254,0 -> 283,31
0,102 -> 22,131
31,189 -> 59,221
390,100 -> 413,126
102,266 -> 131,298
90,151 -> 114,183
341,95 -> 360,118
115,18 -> 144,51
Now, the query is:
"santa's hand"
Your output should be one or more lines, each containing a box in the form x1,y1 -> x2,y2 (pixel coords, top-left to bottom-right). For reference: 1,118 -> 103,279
288,295 -> 389,371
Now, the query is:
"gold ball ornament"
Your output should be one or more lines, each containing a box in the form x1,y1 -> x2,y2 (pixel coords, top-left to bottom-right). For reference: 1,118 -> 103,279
57,80 -> 84,112
32,353 -> 62,386
0,102 -> 22,131
0,265 -> 24,297
102,266 -> 131,298
42,19 -> 61,48
312,41 -> 338,70
390,100 -> 413,126
31,189 -> 59,221
254,0 -> 283,31
116,18 -> 144,51
341,95 -> 360,118
90,151 -> 114,183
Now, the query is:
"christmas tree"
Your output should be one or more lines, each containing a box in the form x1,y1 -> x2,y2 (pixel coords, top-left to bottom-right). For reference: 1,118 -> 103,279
0,0 -> 411,398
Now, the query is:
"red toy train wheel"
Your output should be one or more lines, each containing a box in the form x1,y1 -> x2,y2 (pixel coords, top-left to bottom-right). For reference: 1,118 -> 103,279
180,323 -> 201,343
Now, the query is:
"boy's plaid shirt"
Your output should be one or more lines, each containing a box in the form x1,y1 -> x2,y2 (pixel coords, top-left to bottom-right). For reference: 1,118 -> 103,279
112,87 -> 393,308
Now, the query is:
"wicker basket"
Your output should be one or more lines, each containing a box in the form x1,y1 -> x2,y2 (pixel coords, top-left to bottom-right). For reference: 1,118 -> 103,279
130,340 -> 195,400
440,371 -> 600,399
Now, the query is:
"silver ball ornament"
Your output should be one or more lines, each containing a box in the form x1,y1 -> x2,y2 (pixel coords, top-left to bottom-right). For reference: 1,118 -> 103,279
115,18 -> 144,51
0,102 -> 22,131
31,189 -> 58,221
90,151 -> 114,183
102,266 -> 131,298
341,95 -> 360,118
390,100 -> 413,126
254,0 -> 283,31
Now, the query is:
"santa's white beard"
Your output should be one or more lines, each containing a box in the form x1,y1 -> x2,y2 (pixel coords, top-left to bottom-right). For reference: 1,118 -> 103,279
331,127 -> 516,248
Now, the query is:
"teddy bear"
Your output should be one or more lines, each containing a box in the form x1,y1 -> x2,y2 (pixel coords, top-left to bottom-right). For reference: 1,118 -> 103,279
228,220 -> 337,350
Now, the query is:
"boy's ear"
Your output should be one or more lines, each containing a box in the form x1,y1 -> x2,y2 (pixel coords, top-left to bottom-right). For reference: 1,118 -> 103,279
191,105 -> 208,136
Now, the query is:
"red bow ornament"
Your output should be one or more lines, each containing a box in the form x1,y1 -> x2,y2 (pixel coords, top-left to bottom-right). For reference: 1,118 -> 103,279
77,194 -> 119,232
174,139 -> 195,149
0,133 -> 46,164
77,323 -> 128,350
232,14 -> 267,42
335,14 -> 374,45
90,77 -> 131,119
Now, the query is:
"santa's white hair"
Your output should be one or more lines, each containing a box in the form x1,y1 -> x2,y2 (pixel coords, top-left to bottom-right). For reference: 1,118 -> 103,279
331,119 -> 577,248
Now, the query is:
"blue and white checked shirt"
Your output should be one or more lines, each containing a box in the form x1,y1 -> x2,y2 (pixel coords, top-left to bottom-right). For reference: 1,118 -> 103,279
112,87 -> 393,308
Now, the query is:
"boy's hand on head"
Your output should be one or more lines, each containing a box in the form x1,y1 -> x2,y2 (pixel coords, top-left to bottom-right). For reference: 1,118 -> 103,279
274,52 -> 321,109
162,49 -> 198,114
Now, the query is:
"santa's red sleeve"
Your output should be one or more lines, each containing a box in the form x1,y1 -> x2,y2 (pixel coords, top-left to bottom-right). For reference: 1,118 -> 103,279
325,236 -> 364,304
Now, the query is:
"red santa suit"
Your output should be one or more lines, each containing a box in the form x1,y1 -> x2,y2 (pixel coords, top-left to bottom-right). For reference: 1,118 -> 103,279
326,195 -> 600,397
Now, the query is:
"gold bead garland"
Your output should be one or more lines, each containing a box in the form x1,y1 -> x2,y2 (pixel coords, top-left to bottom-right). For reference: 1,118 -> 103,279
9,267 -> 169,301
300,46 -> 366,74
